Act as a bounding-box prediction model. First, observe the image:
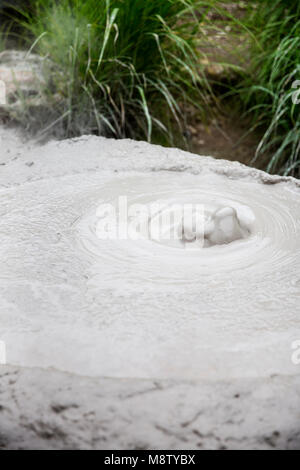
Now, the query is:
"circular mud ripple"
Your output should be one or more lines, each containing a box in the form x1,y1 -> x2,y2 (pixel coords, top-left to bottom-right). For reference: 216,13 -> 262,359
76,172 -> 300,288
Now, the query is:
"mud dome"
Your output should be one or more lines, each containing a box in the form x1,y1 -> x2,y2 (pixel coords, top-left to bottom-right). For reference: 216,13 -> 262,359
1,133 -> 300,383
1,131 -> 300,449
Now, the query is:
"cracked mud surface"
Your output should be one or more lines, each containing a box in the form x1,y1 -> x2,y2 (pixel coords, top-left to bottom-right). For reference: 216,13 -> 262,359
0,366 -> 300,450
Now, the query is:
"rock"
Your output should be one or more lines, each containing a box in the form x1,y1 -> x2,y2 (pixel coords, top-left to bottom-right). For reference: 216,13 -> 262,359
0,50 -> 48,110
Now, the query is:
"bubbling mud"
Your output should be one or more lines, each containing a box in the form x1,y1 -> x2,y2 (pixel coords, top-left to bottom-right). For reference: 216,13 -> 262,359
76,172 -> 299,289
163,203 -> 251,247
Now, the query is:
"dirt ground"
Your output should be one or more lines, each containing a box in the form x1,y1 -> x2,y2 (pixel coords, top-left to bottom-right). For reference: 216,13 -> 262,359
188,2 -> 262,167
188,112 -> 262,167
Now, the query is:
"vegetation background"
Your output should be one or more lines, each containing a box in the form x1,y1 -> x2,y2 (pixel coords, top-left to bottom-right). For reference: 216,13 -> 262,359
0,0 -> 299,177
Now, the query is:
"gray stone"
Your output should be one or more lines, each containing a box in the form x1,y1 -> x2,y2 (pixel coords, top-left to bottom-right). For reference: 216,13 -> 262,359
0,50 -> 48,110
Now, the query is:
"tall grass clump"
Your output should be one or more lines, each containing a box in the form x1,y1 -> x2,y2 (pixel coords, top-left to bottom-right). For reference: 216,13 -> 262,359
14,0 -> 210,143
238,0 -> 300,176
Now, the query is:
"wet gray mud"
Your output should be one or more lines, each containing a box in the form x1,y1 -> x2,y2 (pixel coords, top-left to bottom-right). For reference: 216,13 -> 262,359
0,128 -> 300,449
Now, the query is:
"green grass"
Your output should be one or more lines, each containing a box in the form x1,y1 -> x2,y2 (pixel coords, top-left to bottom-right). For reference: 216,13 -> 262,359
236,0 -> 300,176
4,0 -> 299,177
10,0 -> 211,143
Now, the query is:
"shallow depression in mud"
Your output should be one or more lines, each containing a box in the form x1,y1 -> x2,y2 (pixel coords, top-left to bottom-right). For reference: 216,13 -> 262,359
76,172 -> 299,289
1,161 -> 300,380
